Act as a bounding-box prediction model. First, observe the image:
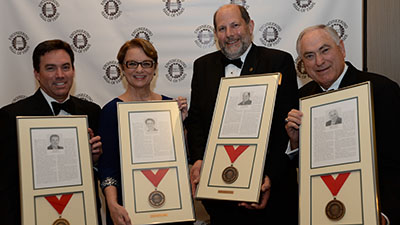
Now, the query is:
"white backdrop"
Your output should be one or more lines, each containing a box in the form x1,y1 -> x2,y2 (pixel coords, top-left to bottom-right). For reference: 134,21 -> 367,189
0,0 -> 363,108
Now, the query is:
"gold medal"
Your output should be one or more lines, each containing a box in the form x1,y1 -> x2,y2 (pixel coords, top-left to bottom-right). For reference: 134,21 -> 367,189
222,166 -> 239,184
320,172 -> 350,221
325,199 -> 346,220
52,217 -> 70,225
141,168 -> 169,208
148,190 -> 165,208
222,145 -> 249,184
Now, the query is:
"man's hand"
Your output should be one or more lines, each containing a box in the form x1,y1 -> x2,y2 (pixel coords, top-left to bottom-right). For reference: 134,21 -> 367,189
239,176 -> 271,210
190,160 -> 202,197
285,109 -> 303,150
88,128 -> 102,164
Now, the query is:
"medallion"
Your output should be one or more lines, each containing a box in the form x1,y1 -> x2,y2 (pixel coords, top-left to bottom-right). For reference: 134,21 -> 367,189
221,145 -> 249,184
325,199 -> 346,220
148,190 -> 166,208
222,166 -> 239,184
141,168 -> 169,208
45,194 -> 73,224
53,217 -> 70,225
320,172 -> 350,221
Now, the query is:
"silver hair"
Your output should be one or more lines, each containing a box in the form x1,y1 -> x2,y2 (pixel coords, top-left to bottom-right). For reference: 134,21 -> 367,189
296,24 -> 341,55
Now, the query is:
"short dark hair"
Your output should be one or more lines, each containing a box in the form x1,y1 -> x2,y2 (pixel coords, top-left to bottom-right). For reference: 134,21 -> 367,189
213,4 -> 251,29
117,38 -> 158,67
32,39 -> 74,72
145,118 -> 155,124
49,134 -> 60,141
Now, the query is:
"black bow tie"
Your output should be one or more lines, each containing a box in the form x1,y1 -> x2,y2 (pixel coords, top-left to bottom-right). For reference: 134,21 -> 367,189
221,56 -> 243,68
51,99 -> 74,115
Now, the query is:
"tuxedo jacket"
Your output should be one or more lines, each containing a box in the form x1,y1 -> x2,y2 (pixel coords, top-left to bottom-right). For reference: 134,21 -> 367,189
0,89 -> 101,225
185,44 -> 299,224
300,62 -> 400,224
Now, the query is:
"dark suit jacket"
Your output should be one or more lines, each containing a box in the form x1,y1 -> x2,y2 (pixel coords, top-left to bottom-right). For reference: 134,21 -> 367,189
185,44 -> 299,224
325,116 -> 342,126
0,89 -> 101,225
300,62 -> 400,224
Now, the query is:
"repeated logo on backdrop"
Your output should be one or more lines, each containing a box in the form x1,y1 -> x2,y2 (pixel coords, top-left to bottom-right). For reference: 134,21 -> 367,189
101,0 -> 122,20
131,27 -> 153,42
230,0 -> 249,9
9,31 -> 30,55
295,57 -> 308,79
327,19 -> 348,41
165,59 -> 187,83
76,93 -> 94,102
194,25 -> 215,49
12,95 -> 27,104
293,0 -> 315,12
259,22 -> 282,47
103,61 -> 122,85
163,0 -> 185,17
69,30 -> 91,53
39,0 -> 60,22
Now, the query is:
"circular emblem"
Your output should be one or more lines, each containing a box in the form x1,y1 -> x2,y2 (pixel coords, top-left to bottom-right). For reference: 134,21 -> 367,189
230,0 -> 249,9
149,190 -> 165,208
131,27 -> 153,42
101,0 -> 122,20
9,31 -> 30,55
295,56 -> 308,79
75,93 -> 94,102
103,61 -> 122,85
52,217 -> 70,225
69,30 -> 91,53
39,0 -> 60,22
293,0 -> 315,12
165,59 -> 187,83
327,19 -> 349,41
259,22 -> 282,47
194,25 -> 215,49
12,95 -> 27,103
162,0 -> 185,17
325,199 -> 346,220
222,166 -> 239,184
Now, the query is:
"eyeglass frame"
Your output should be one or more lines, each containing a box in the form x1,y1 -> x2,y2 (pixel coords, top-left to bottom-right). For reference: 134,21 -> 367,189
124,60 -> 155,69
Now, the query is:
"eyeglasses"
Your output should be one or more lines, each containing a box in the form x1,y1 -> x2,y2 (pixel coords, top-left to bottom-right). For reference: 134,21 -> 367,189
125,60 -> 155,69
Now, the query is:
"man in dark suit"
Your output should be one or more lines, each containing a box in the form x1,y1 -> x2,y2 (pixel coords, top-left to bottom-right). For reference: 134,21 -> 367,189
185,4 -> 299,224
0,39 -> 103,225
285,24 -> 400,225
325,109 -> 342,126
47,134 -> 64,150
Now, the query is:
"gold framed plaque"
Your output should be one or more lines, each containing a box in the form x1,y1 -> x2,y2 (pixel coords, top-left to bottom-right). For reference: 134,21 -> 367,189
298,82 -> 380,225
196,73 -> 280,202
17,116 -> 98,225
117,100 -> 195,224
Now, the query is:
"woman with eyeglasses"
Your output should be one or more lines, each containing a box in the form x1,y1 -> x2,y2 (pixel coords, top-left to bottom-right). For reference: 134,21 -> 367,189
97,38 -> 190,225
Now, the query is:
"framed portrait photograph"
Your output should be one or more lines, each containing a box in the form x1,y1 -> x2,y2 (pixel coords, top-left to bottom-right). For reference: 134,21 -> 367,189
298,82 -> 380,225
17,116 -> 98,225
117,100 -> 195,224
195,73 -> 280,202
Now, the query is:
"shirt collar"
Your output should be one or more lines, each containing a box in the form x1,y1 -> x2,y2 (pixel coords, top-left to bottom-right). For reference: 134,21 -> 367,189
240,43 -> 252,64
40,88 -> 70,113
321,64 -> 348,91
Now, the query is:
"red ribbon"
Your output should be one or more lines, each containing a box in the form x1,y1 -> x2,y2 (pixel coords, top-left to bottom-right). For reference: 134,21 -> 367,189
141,168 -> 169,188
45,194 -> 73,215
320,172 -> 350,196
224,145 -> 249,163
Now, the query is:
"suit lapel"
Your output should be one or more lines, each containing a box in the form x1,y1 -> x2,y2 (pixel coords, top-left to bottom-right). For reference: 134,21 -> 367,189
339,62 -> 357,88
30,89 -> 55,115
241,44 -> 257,76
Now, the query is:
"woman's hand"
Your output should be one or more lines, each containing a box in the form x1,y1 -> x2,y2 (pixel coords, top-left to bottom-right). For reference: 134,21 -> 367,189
176,96 -> 188,120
